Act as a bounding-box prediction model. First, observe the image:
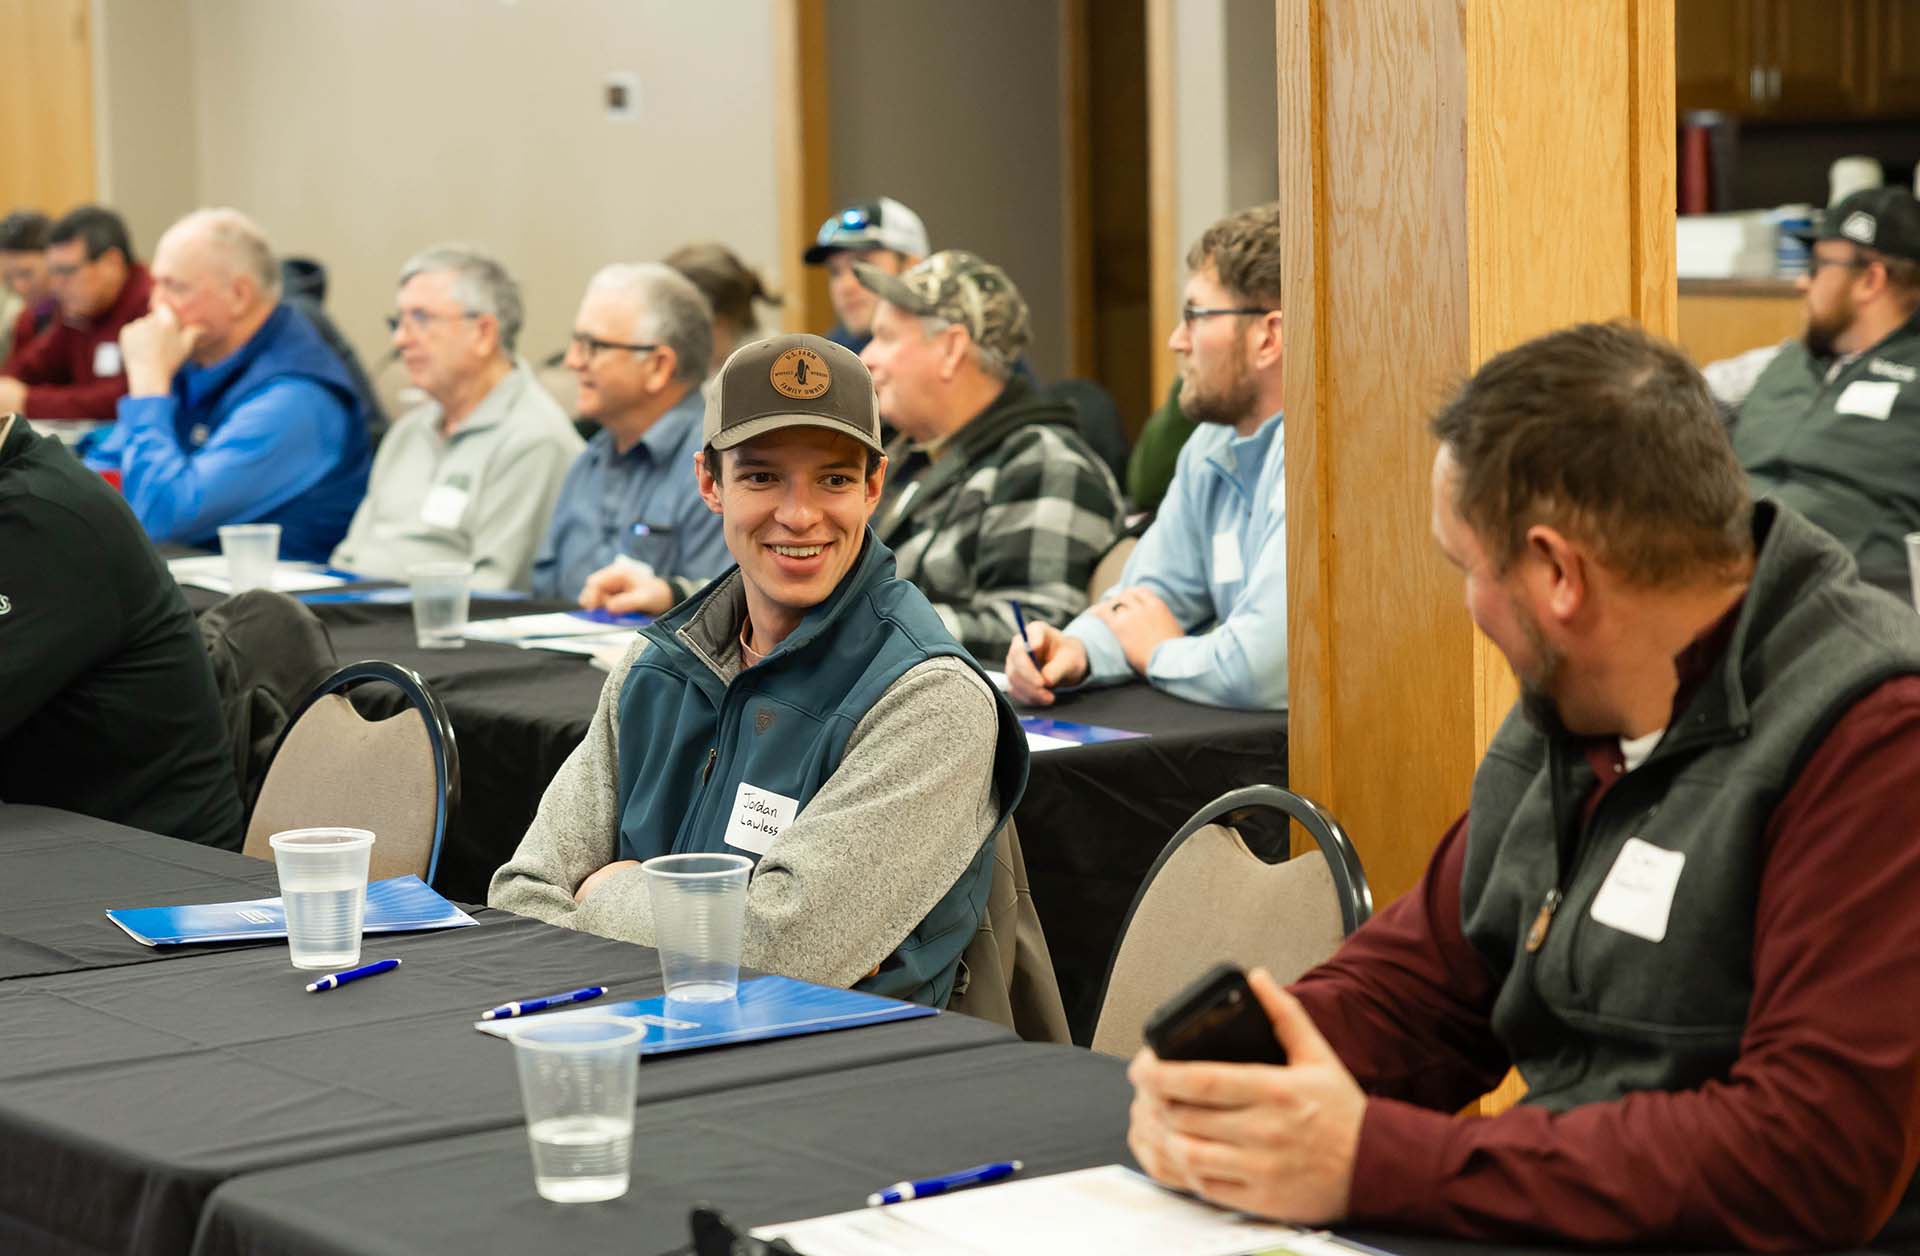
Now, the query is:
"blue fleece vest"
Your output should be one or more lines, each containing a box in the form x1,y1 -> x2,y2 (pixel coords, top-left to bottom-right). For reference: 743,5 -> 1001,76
172,303 -> 370,561
611,533 -> 1029,1007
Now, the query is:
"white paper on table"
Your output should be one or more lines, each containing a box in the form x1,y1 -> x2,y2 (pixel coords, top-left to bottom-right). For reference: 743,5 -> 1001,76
1024,732 -> 1077,752
460,612 -> 624,643
516,630 -> 637,657
166,557 -> 346,594
982,669 -> 1013,693
753,1165 -> 1307,1256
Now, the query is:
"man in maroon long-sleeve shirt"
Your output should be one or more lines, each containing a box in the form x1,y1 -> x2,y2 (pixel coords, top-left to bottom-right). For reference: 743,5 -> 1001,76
1128,321 -> 1920,1250
0,205 -> 149,420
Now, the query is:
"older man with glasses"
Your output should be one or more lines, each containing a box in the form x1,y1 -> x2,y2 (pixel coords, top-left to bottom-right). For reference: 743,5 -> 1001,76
331,246 -> 579,590
1006,203 -> 1290,711
531,262 -> 730,609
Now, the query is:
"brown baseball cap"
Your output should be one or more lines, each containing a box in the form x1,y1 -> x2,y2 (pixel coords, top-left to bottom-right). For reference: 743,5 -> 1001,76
703,333 -> 885,455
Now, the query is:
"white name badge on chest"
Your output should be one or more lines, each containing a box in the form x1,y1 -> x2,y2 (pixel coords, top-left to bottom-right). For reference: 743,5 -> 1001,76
419,483 -> 470,530
92,342 -> 122,378
1836,379 -> 1901,421
1211,530 -> 1245,585
723,781 -> 799,856
1588,836 -> 1686,944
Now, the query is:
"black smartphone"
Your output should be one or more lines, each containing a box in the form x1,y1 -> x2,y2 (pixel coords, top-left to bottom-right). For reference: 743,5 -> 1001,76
1141,963 -> 1287,1065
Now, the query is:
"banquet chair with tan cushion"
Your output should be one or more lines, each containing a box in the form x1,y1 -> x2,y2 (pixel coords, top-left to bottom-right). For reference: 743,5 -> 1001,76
242,661 -> 460,886
1090,785 -> 1371,1059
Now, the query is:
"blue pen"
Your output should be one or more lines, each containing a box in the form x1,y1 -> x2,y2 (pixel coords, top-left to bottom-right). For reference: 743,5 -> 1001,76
305,958 -> 400,993
481,985 -> 608,1021
1009,599 -> 1035,659
867,1159 -> 1023,1206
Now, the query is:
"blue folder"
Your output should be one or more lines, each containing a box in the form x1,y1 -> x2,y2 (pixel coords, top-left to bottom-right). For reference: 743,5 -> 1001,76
475,974 -> 934,1055
105,875 -> 476,947
1017,716 -> 1148,745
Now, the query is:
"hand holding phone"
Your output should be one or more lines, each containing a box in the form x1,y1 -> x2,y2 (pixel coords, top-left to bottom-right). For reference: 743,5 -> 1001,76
1141,962 -> 1287,1065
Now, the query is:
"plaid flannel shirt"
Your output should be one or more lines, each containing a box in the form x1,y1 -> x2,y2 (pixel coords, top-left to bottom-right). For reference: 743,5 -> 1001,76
876,379 -> 1124,661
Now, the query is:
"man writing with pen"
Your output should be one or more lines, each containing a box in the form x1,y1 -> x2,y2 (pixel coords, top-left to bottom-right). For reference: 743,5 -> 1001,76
530,263 -> 730,608
492,334 -> 1029,1007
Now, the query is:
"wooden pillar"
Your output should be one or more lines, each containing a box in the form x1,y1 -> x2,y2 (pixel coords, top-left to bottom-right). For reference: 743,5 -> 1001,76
0,0 -> 95,211
773,0 -> 832,337
1281,0 -> 1677,908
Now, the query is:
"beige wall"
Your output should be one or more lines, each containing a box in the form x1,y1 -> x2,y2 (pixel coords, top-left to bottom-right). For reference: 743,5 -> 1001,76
96,0 -> 782,381
825,0 -> 1068,380
1170,0 -> 1278,287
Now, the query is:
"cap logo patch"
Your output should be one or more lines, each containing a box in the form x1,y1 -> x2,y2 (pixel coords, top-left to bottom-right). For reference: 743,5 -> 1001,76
769,346 -> 831,400
1842,211 -> 1877,244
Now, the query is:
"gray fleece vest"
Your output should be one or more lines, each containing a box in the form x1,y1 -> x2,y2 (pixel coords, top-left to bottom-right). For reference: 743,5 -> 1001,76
1732,308 -> 1920,588
1461,503 -> 1920,1115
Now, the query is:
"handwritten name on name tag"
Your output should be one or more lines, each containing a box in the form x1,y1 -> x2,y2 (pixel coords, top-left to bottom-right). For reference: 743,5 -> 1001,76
724,782 -> 799,856
419,483 -> 470,530
1588,837 -> 1685,944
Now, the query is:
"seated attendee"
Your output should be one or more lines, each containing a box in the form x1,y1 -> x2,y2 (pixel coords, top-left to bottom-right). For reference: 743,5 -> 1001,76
1127,321 -> 1920,1248
803,197 -> 928,354
0,210 -> 56,368
534,263 -> 729,610
1729,187 -> 1920,591
84,208 -> 371,561
1005,204 -> 1286,711
0,206 -> 151,420
331,246 -> 579,590
491,335 -> 1027,1006
664,241 -> 782,379
857,249 -> 1122,659
0,412 -> 242,849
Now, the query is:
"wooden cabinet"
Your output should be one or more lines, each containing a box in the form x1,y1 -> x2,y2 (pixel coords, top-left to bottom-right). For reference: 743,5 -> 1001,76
1678,0 -> 1914,120
1866,0 -> 1920,112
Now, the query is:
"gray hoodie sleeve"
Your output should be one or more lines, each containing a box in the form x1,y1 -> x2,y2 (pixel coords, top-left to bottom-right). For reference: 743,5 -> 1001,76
487,648 -> 1003,990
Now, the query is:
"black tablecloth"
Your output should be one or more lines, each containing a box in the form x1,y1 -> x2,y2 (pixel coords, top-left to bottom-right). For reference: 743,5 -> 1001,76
268,599 -> 1287,1042
194,1041 -> 1133,1255
0,809 -> 1011,1256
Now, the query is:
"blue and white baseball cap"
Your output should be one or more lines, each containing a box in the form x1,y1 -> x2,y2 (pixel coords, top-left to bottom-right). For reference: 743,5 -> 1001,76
803,197 -> 930,265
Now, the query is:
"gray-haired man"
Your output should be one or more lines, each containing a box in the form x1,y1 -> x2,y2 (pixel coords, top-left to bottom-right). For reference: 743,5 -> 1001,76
533,262 -> 731,606
331,245 -> 580,590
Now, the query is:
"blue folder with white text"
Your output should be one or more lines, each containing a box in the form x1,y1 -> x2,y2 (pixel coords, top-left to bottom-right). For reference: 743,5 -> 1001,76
474,974 -> 935,1055
105,875 -> 476,947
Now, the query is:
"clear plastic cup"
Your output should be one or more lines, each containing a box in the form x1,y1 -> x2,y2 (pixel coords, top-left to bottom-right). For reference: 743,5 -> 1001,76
510,1015 -> 644,1203
219,523 -> 281,592
641,852 -> 752,1003
267,827 -> 375,970
1906,531 -> 1920,614
408,561 -> 474,649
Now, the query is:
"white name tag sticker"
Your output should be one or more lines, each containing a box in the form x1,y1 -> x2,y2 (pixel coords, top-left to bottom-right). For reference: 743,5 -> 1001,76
1836,379 -> 1900,421
419,483 -> 470,530
1211,530 -> 1245,585
92,342 -> 122,378
723,782 -> 798,856
1589,837 -> 1686,943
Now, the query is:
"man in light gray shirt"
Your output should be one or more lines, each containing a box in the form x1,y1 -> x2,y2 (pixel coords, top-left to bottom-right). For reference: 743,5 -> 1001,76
331,246 -> 580,590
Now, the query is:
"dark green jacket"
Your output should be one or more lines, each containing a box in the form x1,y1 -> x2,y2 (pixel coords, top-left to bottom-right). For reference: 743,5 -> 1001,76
1124,379 -> 1197,513
613,531 -> 1028,1006
1732,307 -> 1920,588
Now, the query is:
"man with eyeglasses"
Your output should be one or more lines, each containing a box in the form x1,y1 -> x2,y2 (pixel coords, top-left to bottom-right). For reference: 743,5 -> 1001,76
531,263 -> 729,607
0,206 -> 151,421
82,208 -> 371,561
1006,203 -> 1289,711
0,210 -> 57,369
331,246 -> 579,590
803,197 -> 929,355
1719,188 -> 1920,593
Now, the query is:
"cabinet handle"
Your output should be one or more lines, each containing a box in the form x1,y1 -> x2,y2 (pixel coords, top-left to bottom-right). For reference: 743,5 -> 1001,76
1750,64 -> 1763,101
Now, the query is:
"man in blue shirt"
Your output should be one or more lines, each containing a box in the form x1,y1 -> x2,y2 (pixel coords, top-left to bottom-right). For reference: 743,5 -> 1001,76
1005,204 -> 1288,711
533,263 -> 730,605
85,208 -> 369,561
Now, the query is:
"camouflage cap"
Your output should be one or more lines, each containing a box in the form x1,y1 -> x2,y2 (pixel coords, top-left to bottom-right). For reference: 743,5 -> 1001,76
854,249 -> 1031,367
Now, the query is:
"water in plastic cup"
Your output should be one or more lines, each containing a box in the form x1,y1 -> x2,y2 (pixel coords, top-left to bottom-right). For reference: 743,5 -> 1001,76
1907,531 -> 1920,615
408,561 -> 473,649
267,827 -> 375,970
219,523 -> 281,592
641,852 -> 752,1003
510,1016 -> 644,1203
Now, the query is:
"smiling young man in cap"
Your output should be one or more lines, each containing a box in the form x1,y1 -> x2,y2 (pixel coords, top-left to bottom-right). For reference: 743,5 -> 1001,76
1726,186 -> 1920,590
490,334 -> 1028,1007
